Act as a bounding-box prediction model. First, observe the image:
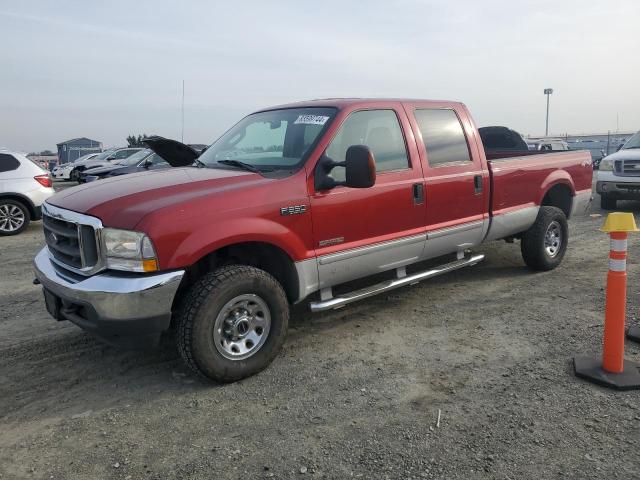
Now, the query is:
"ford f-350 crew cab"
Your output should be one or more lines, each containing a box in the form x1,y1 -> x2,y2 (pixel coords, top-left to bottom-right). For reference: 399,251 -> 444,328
34,99 -> 592,382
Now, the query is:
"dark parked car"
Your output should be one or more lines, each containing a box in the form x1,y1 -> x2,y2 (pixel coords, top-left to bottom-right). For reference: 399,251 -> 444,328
70,148 -> 143,181
80,149 -> 169,182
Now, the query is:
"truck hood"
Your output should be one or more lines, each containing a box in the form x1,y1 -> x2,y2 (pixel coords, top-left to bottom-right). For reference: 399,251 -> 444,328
603,149 -> 640,162
47,167 -> 267,229
143,136 -> 199,167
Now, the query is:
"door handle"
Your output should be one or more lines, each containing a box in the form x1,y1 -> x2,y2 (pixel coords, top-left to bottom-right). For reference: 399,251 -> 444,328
413,183 -> 424,205
474,175 -> 483,194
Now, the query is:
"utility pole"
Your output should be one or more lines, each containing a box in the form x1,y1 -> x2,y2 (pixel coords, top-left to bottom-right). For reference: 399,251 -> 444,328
544,88 -> 553,136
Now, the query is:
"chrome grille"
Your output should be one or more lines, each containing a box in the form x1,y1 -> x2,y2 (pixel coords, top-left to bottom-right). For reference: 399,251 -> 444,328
42,203 -> 104,276
43,215 -> 83,268
615,159 -> 640,176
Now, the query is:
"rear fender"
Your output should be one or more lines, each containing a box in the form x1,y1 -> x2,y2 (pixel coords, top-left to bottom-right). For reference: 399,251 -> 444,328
537,171 -> 575,206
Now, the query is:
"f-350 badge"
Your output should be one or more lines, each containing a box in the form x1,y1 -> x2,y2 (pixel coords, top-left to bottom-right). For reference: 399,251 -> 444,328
280,205 -> 307,216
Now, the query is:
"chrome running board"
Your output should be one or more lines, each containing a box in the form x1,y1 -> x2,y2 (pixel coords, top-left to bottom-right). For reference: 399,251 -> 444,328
309,253 -> 485,312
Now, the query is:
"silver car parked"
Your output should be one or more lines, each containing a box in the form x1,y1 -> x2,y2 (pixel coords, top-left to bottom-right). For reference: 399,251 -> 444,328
0,150 -> 55,235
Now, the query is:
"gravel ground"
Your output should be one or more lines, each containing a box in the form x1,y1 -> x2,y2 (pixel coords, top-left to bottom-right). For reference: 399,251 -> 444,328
2,180 -> 640,480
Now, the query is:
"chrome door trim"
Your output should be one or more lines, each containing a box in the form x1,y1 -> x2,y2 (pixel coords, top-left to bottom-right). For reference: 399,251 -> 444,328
318,233 -> 426,266
426,220 -> 484,239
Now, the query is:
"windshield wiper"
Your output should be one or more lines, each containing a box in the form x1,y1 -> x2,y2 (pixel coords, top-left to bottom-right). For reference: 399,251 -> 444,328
625,146 -> 640,149
217,159 -> 272,172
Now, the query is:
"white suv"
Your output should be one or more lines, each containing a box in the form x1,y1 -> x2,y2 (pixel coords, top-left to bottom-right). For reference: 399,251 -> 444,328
0,150 -> 55,235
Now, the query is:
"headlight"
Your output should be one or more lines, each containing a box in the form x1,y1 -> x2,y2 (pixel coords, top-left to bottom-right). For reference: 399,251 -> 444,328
102,228 -> 158,272
600,158 -> 614,171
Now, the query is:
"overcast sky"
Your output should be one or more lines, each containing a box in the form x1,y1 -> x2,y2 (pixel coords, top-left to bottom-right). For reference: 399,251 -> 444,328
1,0 -> 638,152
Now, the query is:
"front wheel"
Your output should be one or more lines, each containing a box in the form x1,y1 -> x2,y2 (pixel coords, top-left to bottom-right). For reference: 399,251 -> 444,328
521,206 -> 568,271
176,265 -> 289,382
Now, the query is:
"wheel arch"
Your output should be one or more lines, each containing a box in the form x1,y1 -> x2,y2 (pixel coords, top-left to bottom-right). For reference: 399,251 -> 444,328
538,174 -> 575,219
174,240 -> 301,311
0,193 -> 36,219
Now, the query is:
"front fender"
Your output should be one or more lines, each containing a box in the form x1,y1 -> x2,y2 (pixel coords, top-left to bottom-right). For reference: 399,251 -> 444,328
163,217 -> 312,269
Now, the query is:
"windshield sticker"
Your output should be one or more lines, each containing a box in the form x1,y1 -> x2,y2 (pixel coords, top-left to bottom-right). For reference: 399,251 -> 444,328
294,115 -> 330,125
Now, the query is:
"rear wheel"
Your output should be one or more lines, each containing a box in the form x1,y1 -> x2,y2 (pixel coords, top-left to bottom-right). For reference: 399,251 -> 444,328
521,206 -> 568,271
0,199 -> 30,236
176,265 -> 289,382
600,195 -> 617,210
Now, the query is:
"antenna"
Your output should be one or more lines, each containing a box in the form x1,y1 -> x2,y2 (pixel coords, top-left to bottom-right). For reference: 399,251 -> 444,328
181,80 -> 185,143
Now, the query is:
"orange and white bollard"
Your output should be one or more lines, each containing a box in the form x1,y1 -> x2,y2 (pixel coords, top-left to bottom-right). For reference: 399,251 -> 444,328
627,256 -> 640,341
574,212 -> 640,390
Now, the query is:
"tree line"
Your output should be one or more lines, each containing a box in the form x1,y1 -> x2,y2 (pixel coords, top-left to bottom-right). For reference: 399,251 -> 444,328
126,134 -> 155,148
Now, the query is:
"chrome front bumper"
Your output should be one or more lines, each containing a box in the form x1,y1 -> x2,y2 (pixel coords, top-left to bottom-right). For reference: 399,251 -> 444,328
34,247 -> 184,345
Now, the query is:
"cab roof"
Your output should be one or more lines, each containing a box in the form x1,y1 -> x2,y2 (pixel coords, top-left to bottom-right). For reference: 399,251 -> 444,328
257,98 -> 464,112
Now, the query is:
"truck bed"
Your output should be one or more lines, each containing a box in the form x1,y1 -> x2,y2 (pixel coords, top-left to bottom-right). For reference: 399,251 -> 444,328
485,150 -> 593,241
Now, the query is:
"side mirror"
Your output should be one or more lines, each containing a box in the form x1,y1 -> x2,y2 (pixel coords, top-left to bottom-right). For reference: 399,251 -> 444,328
314,145 -> 376,191
344,145 -> 376,188
617,144 -> 624,152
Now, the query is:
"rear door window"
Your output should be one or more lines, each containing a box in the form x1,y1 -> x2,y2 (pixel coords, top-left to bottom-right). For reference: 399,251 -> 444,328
414,109 -> 472,166
0,153 -> 20,172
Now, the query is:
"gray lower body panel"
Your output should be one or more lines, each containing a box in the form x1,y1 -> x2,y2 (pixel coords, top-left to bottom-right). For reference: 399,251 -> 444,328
570,190 -> 592,218
483,206 -> 539,242
317,234 -> 426,289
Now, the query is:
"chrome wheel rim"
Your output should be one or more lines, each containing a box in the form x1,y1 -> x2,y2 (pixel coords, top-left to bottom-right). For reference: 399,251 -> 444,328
0,204 -> 25,232
213,294 -> 271,360
544,220 -> 562,257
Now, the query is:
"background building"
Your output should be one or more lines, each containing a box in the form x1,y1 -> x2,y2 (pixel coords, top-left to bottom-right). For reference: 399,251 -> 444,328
56,137 -> 102,164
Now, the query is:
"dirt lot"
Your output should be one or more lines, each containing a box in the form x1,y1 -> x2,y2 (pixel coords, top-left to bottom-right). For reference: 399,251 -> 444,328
2,180 -> 640,480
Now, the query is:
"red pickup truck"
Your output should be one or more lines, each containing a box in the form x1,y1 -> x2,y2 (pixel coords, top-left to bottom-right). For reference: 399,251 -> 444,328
34,98 -> 592,381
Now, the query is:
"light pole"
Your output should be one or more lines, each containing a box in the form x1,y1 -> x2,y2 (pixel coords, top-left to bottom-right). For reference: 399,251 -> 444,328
544,88 -> 553,136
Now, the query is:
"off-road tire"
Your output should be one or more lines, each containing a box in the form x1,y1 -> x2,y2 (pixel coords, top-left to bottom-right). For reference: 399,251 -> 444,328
521,206 -> 568,271
0,199 -> 30,236
176,265 -> 289,382
600,195 -> 617,210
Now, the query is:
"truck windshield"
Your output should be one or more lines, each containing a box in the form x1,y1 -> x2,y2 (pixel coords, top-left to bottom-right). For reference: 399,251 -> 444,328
199,107 -> 337,171
623,132 -> 640,149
